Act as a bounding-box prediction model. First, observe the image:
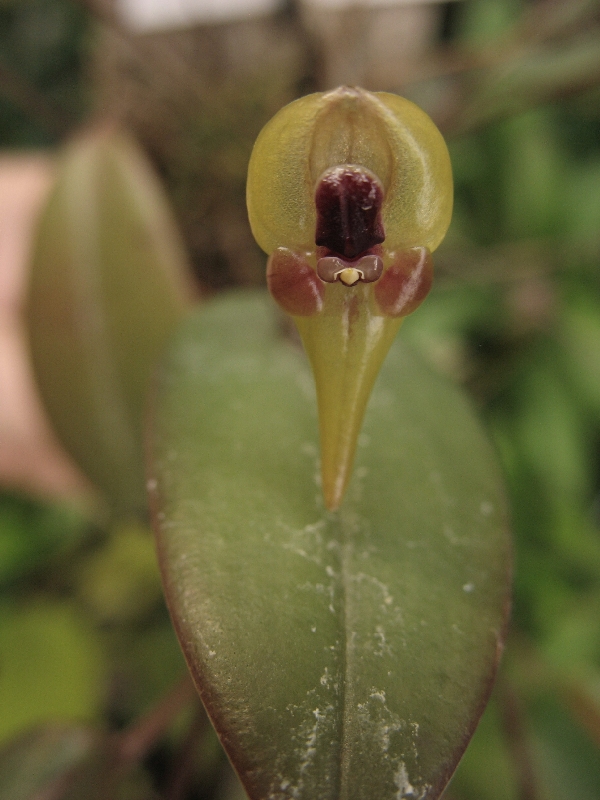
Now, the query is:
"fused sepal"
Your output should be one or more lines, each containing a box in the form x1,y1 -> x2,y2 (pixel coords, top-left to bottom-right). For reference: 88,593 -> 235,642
247,86 -> 452,257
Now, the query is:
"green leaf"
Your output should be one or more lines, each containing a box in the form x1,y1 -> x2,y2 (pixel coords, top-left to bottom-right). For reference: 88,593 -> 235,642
26,126 -> 192,516
0,601 -> 105,744
148,292 -> 511,800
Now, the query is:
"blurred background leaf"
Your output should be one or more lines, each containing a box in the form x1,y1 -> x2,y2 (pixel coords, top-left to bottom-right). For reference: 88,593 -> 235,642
26,125 -> 193,517
0,599 -> 105,743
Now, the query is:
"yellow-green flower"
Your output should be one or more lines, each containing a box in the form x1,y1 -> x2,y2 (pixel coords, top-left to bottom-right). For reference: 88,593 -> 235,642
247,86 -> 452,510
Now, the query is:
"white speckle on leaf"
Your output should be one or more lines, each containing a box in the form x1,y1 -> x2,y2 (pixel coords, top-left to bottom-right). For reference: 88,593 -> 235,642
354,690 -> 431,798
352,572 -> 395,614
443,524 -> 470,547
300,709 -> 320,772
463,582 -> 475,593
480,500 -> 494,516
297,705 -> 335,793
374,625 -> 393,657
357,689 -> 405,754
279,519 -> 328,566
394,764 -> 418,798
146,478 -> 157,491
272,696 -> 337,799
311,625 -> 316,633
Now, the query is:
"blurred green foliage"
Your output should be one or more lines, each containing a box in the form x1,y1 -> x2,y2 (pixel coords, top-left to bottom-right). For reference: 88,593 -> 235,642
0,492 -> 84,587
0,599 -> 105,742
403,4 -> 600,794
0,0 -> 90,144
1,0 -> 600,797
27,125 -> 192,516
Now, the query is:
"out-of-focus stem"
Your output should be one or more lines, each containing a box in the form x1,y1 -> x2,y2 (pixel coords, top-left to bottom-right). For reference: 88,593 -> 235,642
118,672 -> 197,764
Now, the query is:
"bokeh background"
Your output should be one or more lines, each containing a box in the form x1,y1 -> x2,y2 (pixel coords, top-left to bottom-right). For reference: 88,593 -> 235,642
1,0 -> 600,798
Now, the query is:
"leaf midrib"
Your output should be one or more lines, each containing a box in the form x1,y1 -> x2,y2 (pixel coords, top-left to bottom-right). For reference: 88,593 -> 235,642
338,522 -> 351,800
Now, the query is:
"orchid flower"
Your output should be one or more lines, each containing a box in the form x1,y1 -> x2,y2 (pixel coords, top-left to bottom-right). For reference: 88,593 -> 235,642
247,87 -> 453,510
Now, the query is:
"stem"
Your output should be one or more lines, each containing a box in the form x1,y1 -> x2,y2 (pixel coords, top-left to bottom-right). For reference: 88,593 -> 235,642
117,672 -> 197,764
164,703 -> 209,800
561,679 -> 600,750
497,678 -> 540,800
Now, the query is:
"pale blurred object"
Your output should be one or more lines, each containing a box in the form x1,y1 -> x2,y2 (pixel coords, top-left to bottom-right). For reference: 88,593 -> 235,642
301,0 -> 447,88
116,0 -> 450,32
117,0 -> 282,31
0,156 -> 91,500
115,0 -> 447,88
304,0 -> 448,8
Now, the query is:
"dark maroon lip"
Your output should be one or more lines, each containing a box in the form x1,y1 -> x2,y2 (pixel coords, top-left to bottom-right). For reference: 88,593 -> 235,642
315,165 -> 385,260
